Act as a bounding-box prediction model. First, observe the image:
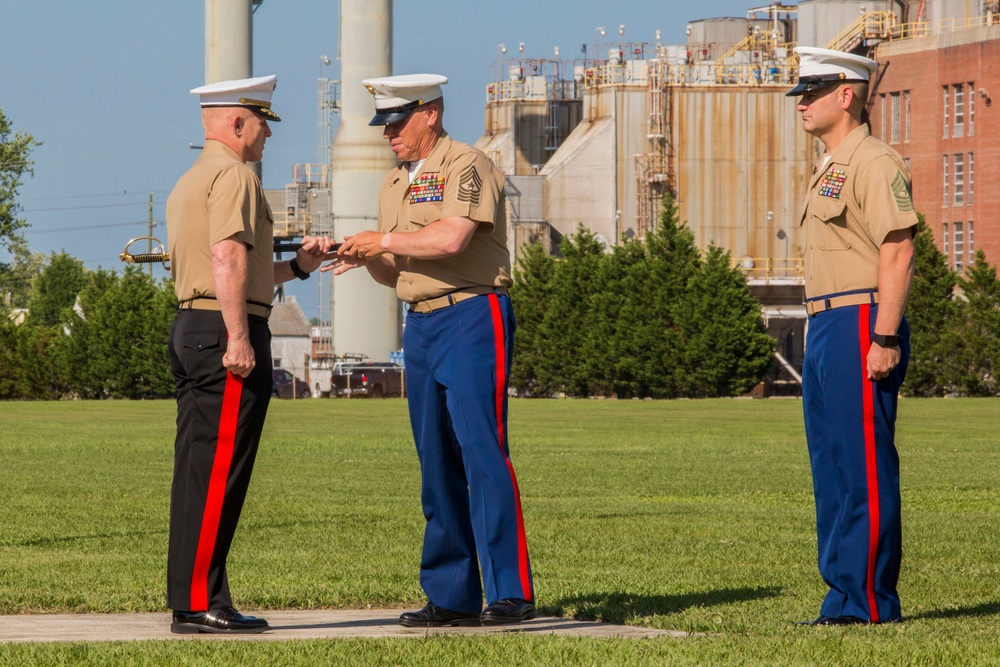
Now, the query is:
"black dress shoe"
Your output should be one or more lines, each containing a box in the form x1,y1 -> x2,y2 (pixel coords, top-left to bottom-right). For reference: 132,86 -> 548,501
398,602 -> 481,627
797,615 -> 869,626
480,598 -> 538,625
171,607 -> 270,634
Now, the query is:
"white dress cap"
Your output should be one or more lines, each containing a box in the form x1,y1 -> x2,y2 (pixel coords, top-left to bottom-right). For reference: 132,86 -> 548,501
787,47 -> 877,97
190,74 -> 281,121
362,73 -> 448,126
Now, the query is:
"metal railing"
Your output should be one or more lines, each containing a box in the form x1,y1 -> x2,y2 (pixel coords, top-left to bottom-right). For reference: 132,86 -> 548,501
887,12 -> 1000,41
825,11 -> 895,52
733,256 -> 805,283
272,213 -> 313,240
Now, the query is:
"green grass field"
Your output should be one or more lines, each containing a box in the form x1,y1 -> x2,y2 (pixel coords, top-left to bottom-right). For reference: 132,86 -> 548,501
1,397 -> 999,665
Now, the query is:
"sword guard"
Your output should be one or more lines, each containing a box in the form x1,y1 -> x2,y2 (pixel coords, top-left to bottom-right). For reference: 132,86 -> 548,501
120,236 -> 170,270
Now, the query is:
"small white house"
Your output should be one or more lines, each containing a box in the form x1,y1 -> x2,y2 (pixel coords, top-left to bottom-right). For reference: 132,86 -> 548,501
269,296 -> 311,385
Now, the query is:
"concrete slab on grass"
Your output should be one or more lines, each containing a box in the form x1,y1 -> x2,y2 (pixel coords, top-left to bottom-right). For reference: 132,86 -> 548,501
0,610 -> 687,643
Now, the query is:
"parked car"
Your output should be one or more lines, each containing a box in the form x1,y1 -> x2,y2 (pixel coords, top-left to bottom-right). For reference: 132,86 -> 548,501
331,362 -> 405,398
272,368 -> 311,399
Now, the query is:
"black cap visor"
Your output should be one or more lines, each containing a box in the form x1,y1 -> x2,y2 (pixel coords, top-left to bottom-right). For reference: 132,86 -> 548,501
368,99 -> 424,126
786,73 -> 865,97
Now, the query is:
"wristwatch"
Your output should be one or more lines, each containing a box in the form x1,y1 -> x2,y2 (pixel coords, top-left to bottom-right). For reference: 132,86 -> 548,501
872,333 -> 899,348
289,257 -> 310,281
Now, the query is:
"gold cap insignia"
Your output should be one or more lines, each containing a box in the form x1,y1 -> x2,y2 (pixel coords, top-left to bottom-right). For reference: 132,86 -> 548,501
240,97 -> 271,108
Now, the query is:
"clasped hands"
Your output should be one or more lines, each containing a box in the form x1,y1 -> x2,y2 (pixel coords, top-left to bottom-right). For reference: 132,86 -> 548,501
320,231 -> 388,276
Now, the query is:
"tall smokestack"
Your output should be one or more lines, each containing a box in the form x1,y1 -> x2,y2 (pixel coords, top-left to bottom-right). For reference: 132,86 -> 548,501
330,0 -> 400,360
205,0 -> 252,83
205,0 -> 259,177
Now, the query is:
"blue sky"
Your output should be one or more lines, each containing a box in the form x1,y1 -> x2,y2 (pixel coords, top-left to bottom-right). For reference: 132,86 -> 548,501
1,0 -> 756,318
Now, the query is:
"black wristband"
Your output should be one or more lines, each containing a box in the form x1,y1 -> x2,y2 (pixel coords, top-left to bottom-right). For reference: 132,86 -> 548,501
872,333 -> 899,348
289,257 -> 310,281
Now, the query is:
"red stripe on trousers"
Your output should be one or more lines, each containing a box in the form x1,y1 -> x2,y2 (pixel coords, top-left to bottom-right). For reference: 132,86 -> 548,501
488,294 -> 532,601
190,371 -> 243,611
858,304 -> 880,623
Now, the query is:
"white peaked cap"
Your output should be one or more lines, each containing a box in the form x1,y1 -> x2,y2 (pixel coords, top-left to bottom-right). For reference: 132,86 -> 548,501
190,74 -> 281,121
787,47 -> 877,96
362,73 -> 449,126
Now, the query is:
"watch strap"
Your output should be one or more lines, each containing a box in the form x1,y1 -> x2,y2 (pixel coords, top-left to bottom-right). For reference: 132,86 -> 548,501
289,256 -> 310,281
872,333 -> 899,348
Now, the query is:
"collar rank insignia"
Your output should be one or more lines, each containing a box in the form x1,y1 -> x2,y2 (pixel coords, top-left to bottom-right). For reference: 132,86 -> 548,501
819,168 -> 846,199
409,173 -> 445,204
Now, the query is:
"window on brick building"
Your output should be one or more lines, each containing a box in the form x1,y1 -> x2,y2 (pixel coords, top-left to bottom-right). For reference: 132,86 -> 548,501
943,223 -> 949,259
904,91 -> 911,143
943,86 -> 949,138
968,83 -> 975,136
891,92 -> 901,144
904,157 -> 911,172
954,222 -> 964,271
954,84 -> 965,138
968,152 -> 974,205
969,221 -> 974,257
880,93 -> 886,141
943,155 -> 949,206
954,153 -> 964,206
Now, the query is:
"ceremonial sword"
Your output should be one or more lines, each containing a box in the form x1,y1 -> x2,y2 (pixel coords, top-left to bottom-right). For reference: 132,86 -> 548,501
119,236 -> 341,269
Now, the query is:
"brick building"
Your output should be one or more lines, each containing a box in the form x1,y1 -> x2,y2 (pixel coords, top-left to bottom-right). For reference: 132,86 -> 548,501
869,20 -> 1000,271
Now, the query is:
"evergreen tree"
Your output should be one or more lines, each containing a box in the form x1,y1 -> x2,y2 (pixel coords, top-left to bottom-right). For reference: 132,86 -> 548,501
0,311 -> 22,398
588,236 -> 650,397
25,252 -> 87,327
635,194 -> 703,397
903,217 -> 957,397
0,108 -> 41,310
941,250 -> 1000,396
537,226 -> 607,397
63,266 -> 177,399
674,245 -> 775,397
594,194 -> 703,398
13,323 -> 72,399
0,108 -> 38,253
510,242 -> 558,397
0,238 -> 44,310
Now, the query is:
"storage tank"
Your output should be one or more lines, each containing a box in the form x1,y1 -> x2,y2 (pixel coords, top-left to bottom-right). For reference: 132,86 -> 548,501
798,0 -> 877,48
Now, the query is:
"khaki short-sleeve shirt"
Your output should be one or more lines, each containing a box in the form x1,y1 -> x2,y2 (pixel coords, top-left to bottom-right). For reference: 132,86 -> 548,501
377,133 -> 512,303
166,140 -> 275,305
800,125 -> 917,299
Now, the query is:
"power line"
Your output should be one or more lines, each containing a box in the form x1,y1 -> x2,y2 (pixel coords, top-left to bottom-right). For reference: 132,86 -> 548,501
25,220 -> 159,234
23,190 -> 169,202
24,201 -> 162,213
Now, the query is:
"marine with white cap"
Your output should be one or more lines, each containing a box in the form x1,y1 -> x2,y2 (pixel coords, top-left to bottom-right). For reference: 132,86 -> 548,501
789,47 -> 917,626
325,73 -> 536,627
165,75 -> 335,634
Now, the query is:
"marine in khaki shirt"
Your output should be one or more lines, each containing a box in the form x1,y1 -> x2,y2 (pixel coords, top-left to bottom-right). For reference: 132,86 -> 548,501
327,74 -> 536,628
167,139 -> 275,312
164,75 -> 335,636
789,47 -> 916,628
375,132 -> 511,303
801,123 -> 918,300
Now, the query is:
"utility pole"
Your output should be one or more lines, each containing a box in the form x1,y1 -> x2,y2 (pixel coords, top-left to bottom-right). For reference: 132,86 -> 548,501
148,193 -> 154,277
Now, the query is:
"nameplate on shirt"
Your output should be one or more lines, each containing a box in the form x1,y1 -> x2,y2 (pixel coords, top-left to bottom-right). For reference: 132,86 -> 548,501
410,173 -> 445,204
819,169 -> 846,199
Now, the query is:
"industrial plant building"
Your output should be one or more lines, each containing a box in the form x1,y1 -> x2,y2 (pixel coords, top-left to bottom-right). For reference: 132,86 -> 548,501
259,0 -> 999,393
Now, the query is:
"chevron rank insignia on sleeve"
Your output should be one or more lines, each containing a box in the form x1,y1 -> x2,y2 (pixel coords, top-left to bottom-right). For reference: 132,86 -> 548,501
891,171 -> 914,213
457,165 -> 482,206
